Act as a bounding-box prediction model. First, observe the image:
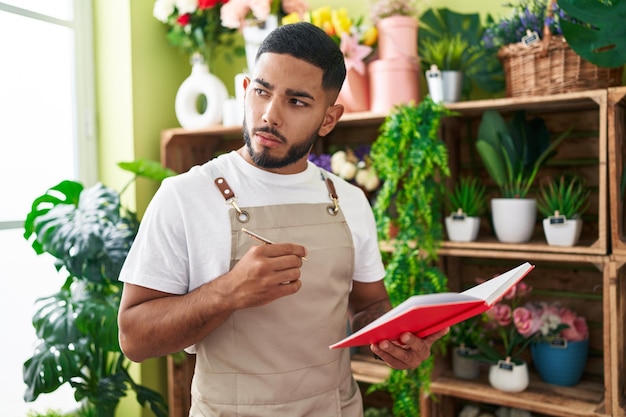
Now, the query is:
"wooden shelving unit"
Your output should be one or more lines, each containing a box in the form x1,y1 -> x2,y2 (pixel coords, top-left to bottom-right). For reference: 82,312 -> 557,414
160,89 -> 625,417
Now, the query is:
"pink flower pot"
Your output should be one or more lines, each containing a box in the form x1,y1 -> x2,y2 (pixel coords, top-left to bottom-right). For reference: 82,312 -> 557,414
376,15 -> 418,61
368,59 -> 420,113
336,67 -> 370,113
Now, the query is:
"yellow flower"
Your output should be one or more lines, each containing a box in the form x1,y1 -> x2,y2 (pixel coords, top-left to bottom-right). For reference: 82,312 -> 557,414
331,8 -> 352,38
361,26 -> 378,46
311,6 -> 332,29
281,12 -> 302,25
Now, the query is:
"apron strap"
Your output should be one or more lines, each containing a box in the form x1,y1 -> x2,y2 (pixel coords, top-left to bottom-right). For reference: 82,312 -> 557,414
214,170 -> 341,222
214,177 -> 250,223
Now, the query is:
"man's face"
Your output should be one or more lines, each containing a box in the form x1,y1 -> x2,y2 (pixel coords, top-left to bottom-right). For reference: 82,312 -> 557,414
241,53 -> 343,174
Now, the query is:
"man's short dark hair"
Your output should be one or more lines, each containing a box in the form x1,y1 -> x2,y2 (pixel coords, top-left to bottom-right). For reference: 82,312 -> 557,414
256,22 -> 346,96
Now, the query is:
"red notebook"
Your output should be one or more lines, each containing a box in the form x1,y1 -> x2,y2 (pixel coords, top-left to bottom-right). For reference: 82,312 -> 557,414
330,262 -> 535,349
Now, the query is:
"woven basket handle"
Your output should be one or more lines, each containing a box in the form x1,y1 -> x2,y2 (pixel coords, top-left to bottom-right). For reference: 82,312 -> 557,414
540,0 -> 557,56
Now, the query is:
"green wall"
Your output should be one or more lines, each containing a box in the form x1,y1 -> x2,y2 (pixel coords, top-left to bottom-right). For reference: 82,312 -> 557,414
92,1 -> 508,416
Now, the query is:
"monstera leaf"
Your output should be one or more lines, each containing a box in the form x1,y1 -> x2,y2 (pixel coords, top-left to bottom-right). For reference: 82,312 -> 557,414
559,0 -> 626,68
419,8 -> 505,94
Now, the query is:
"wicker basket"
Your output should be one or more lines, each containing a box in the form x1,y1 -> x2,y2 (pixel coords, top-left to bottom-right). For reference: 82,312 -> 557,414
498,35 -> 623,97
498,0 -> 623,97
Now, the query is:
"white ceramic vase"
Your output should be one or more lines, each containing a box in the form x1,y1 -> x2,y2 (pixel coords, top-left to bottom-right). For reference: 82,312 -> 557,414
175,54 -> 228,129
491,198 -> 537,243
445,215 -> 480,242
488,361 -> 529,392
242,15 -> 278,75
542,217 -> 583,246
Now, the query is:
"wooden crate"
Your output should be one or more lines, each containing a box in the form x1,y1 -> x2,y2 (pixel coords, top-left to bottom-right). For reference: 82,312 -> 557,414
442,90 -> 609,255
608,88 -> 626,255
608,256 -> 626,417
425,253 -> 614,417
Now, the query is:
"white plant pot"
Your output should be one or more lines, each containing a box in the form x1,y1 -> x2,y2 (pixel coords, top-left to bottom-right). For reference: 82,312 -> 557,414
488,361 -> 529,392
442,70 -> 463,103
445,215 -> 480,242
542,217 -> 583,246
491,198 -> 536,243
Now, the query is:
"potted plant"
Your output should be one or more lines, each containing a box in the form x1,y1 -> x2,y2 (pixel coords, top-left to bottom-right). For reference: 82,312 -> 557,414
419,8 -> 505,101
449,316 -> 485,380
474,281 -> 534,392
475,109 -> 571,243
536,174 -> 590,246
367,97 -> 452,417
521,301 -> 589,386
444,176 -> 487,242
369,0 -> 420,61
23,159 -> 175,417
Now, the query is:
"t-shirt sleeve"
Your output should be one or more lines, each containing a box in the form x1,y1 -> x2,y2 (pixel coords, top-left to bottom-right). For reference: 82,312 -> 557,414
351,192 -> 386,284
118,178 -> 190,294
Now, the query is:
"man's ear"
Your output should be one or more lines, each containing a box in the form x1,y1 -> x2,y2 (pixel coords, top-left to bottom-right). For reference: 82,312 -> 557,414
319,103 -> 345,137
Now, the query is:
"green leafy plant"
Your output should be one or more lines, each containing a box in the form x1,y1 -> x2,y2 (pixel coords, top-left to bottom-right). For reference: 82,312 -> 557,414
447,176 -> 487,217
23,159 -> 176,417
475,110 -> 571,198
419,34 -> 478,71
368,97 -> 452,417
559,0 -> 626,68
536,174 -> 591,219
419,8 -> 505,94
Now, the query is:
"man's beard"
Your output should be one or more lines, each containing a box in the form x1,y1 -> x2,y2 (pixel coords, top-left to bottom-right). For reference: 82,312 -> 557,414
242,118 -> 319,169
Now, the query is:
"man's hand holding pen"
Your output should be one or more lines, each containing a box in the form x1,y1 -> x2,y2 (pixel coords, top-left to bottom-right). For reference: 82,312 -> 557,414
225,230 -> 307,309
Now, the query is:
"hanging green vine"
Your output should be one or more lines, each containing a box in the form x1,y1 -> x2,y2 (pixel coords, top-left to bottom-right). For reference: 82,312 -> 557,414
368,97 -> 453,417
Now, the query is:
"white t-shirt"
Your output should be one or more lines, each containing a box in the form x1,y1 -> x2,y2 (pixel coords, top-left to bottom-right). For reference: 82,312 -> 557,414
119,151 -> 385,294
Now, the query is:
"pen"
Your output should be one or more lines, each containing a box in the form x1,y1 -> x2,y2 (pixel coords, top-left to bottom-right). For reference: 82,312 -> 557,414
241,228 -> 308,261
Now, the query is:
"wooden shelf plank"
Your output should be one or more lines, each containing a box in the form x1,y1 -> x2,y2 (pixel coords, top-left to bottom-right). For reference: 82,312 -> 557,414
430,372 -> 605,417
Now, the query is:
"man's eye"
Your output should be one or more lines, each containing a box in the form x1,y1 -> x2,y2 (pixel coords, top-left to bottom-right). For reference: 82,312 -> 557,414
254,88 -> 268,96
290,98 -> 306,106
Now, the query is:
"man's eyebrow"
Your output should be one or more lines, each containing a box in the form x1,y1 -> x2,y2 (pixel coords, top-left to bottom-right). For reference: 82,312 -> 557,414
253,78 -> 315,101
285,88 -> 315,101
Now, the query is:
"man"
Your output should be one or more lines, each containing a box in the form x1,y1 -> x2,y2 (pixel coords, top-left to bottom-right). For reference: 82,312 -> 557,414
118,22 -> 446,416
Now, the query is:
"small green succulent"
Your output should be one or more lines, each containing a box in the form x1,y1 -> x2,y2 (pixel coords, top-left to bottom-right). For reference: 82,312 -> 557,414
536,174 -> 591,219
447,176 -> 487,217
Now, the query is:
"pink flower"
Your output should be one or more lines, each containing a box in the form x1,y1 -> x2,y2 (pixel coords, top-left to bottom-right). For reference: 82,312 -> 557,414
339,32 -> 372,74
487,303 -> 512,327
559,307 -> 589,341
513,306 -> 541,337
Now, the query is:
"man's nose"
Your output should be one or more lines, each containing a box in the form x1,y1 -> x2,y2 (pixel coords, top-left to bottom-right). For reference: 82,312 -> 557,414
262,99 -> 282,127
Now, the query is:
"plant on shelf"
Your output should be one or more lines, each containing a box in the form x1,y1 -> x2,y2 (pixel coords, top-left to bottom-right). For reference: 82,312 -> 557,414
444,176 -> 487,242
519,300 -> 590,386
536,174 -> 590,246
368,97 -> 453,417
449,316 -> 486,380
419,34 -> 474,72
419,7 -> 505,96
475,109 -> 572,243
23,159 -> 176,417
474,280 -> 535,392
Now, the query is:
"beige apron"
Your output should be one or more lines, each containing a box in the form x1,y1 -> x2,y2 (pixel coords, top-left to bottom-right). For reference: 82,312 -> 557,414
189,174 -> 363,417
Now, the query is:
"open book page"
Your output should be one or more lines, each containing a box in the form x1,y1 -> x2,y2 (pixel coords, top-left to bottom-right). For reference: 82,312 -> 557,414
330,262 -> 534,349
